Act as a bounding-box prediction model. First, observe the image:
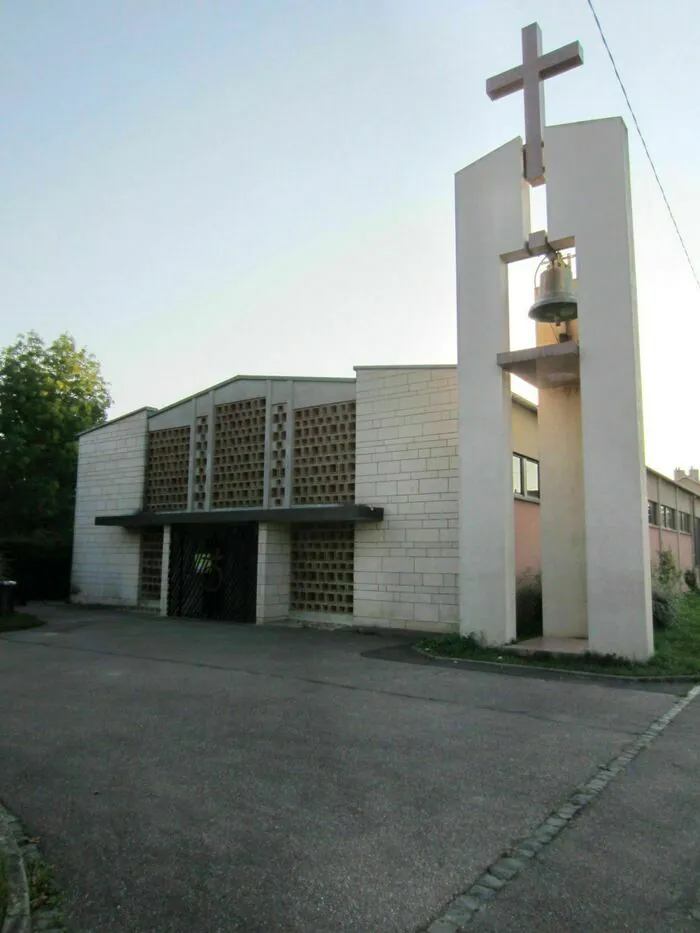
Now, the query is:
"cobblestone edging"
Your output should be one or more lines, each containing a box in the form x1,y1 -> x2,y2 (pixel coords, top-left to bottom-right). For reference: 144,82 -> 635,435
422,684 -> 700,933
416,646 -> 700,684
0,803 -> 66,933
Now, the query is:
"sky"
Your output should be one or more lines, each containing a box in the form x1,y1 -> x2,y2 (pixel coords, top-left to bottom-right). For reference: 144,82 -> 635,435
2,0 -> 699,476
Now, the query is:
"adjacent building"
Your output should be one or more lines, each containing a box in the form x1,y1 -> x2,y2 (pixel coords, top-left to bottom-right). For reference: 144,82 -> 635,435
71,365 -> 700,632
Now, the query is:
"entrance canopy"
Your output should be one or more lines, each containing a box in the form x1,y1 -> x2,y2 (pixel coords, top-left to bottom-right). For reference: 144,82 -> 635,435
95,504 -> 384,528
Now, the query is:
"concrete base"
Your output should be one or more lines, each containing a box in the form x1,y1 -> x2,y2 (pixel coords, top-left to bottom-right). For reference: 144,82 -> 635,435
508,637 -> 590,656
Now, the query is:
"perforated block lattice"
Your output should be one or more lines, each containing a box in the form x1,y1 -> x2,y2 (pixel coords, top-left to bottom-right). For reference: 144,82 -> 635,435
145,426 -> 191,512
292,401 -> 356,505
290,522 -> 354,614
269,403 -> 287,507
139,528 -> 164,602
212,397 -> 266,508
193,415 -> 209,510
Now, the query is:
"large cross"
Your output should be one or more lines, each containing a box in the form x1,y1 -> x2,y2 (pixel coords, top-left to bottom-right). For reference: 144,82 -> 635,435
486,23 -> 583,186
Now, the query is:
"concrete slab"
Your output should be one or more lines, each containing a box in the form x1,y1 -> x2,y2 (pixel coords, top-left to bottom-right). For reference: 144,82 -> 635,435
510,636 -> 590,655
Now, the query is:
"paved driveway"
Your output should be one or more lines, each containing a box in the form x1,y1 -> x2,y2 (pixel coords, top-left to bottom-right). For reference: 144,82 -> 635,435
0,606 -> 686,932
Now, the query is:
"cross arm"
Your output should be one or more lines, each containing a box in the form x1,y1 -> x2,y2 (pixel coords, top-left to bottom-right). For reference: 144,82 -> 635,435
486,65 -> 524,101
537,41 -> 583,81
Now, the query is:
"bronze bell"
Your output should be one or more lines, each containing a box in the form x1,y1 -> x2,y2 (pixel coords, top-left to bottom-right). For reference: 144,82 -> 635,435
528,256 -> 578,323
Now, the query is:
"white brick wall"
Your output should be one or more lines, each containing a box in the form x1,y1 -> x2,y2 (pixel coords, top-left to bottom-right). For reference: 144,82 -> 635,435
256,523 -> 291,623
71,409 -> 150,606
354,367 -> 460,633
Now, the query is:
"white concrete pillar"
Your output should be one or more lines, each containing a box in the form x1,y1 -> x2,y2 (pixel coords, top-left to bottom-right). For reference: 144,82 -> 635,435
545,119 -> 653,659
160,525 -> 171,617
539,386 -> 587,637
256,523 -> 291,624
455,137 -> 530,644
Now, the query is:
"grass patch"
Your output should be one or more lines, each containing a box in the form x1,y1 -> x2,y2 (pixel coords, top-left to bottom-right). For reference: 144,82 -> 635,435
417,593 -> 700,678
0,613 -> 44,634
26,857 -> 64,917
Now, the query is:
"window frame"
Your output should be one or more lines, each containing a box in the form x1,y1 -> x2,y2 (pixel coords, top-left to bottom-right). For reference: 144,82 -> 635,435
648,500 -> 659,526
661,505 -> 677,530
513,452 -> 540,500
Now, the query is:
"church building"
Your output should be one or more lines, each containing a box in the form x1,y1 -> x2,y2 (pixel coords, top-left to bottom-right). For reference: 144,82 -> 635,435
71,365 -> 699,632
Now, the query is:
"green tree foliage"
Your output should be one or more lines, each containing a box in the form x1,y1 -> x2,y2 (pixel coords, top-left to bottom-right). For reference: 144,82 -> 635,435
0,332 -> 112,542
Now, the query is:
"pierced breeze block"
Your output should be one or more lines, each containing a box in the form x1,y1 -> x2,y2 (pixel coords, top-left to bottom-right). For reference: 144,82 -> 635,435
212,397 -> 266,508
269,403 -> 288,507
291,523 -> 354,614
193,414 -> 209,510
292,401 -> 356,505
144,426 -> 191,512
139,528 -> 164,602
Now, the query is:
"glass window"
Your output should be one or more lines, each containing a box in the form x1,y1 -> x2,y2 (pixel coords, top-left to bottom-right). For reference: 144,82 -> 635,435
648,501 -> 659,525
680,511 -> 691,534
525,458 -> 539,499
661,506 -> 677,530
513,456 -> 523,495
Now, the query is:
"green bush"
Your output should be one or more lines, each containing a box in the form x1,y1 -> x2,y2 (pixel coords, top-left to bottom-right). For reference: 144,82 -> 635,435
652,588 -> 677,630
652,550 -> 682,630
516,570 -> 542,639
684,569 -> 698,592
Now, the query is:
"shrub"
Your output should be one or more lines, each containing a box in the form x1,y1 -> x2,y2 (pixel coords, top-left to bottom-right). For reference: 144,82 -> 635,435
652,588 -> 677,630
655,549 -> 682,591
652,550 -> 682,630
516,570 -> 542,639
684,569 -> 698,593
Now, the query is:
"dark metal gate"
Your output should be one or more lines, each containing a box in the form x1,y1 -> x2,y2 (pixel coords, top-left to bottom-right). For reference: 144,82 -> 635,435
168,524 -> 258,622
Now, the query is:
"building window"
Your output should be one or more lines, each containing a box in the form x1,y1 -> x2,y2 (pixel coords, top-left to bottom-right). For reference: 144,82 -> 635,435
660,505 -> 677,530
513,453 -> 539,499
679,511 -> 692,534
648,500 -> 659,526
513,456 -> 524,496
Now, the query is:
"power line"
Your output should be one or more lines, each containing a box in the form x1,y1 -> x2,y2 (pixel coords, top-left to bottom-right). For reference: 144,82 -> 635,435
585,0 -> 700,293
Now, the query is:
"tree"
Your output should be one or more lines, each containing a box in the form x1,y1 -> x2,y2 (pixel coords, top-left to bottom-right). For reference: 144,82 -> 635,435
0,332 -> 112,542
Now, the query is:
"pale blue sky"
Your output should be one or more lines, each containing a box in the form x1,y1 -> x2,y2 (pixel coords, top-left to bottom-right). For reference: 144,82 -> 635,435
2,1 -> 699,475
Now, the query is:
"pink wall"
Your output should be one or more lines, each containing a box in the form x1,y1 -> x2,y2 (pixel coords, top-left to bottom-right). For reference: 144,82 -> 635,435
514,498 -> 541,578
514,501 -> 696,584
649,527 -> 694,573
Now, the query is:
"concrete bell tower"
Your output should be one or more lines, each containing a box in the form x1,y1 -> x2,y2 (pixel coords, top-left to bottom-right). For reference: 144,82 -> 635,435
455,23 -> 653,660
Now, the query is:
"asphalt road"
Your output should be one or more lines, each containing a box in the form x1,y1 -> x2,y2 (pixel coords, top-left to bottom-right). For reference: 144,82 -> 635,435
0,605 -> 692,933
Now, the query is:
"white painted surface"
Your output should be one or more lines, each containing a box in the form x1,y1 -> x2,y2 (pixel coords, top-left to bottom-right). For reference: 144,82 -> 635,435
72,410 -> 149,606
455,137 -> 530,643
545,119 -> 653,659
539,386 -> 587,637
256,523 -> 291,623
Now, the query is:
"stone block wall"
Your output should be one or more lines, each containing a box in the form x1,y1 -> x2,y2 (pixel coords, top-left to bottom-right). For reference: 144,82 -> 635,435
72,409 -> 151,606
353,367 -> 460,632
256,523 -> 291,623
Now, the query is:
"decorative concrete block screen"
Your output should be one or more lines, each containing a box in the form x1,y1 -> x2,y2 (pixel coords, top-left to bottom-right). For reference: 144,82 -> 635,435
269,403 -> 287,508
292,401 -> 356,504
144,426 -> 191,511
290,523 -> 354,613
192,414 -> 208,510
212,397 -> 266,508
139,528 -> 163,602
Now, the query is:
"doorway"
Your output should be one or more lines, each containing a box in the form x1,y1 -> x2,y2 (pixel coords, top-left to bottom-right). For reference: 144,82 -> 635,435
168,524 -> 258,622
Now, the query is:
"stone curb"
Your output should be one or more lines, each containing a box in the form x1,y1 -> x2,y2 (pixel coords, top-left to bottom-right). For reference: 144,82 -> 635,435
415,646 -> 700,684
0,804 -> 30,933
0,803 -> 67,933
421,684 -> 700,932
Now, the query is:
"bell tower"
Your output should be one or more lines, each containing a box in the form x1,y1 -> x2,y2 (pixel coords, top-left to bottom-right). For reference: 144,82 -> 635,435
456,23 -> 653,659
